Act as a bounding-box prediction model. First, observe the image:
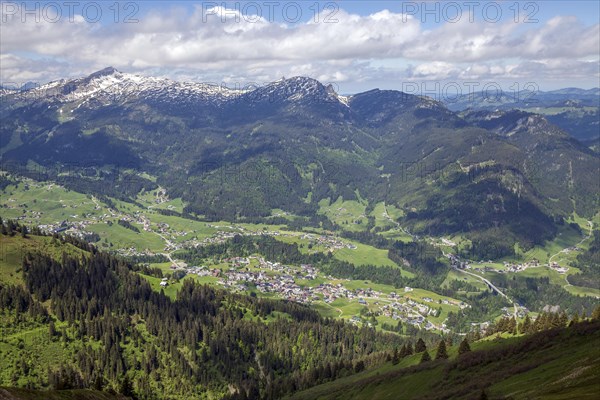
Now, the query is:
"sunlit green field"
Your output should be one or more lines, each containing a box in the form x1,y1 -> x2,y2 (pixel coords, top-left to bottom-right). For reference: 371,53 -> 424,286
334,240 -> 406,269
370,202 -> 404,229
442,269 -> 488,292
318,196 -> 369,232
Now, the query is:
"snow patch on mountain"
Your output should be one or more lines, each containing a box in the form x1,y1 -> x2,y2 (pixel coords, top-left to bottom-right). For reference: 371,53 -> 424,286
8,67 -> 247,107
3,69 -> 351,110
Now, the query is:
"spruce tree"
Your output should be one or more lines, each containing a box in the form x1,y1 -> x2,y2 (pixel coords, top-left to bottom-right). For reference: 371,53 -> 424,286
435,340 -> 448,360
569,313 -> 580,326
392,348 -> 399,365
93,374 -> 105,391
415,338 -> 427,353
458,338 -> 471,355
445,336 -> 453,348
508,317 -> 517,334
119,375 -> 135,398
398,344 -> 407,358
558,311 -> 568,327
521,314 -> 532,334
420,350 -> 431,363
532,313 -> 543,332
549,312 -> 561,328
592,306 -> 600,321
354,360 -> 365,373
48,320 -> 56,339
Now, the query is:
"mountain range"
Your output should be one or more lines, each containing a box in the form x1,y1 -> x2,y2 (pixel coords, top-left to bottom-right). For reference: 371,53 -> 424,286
444,87 -> 600,146
445,87 -> 600,112
1,68 -> 599,254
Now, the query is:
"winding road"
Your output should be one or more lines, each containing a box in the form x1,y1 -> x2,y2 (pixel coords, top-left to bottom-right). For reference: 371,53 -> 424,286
453,265 -> 519,319
450,220 -> 595,319
152,230 -> 182,268
551,220 -> 593,289
549,220 -> 593,265
382,202 -> 415,239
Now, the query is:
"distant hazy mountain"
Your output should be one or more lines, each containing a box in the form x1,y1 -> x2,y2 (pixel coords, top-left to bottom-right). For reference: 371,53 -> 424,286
445,87 -> 599,145
545,88 -> 600,96
445,88 -> 600,111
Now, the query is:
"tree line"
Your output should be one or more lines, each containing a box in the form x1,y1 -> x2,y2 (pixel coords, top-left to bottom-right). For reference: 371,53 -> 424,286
6,240 -> 411,398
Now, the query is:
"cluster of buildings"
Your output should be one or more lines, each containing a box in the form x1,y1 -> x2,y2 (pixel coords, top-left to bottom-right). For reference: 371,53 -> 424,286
378,288 -> 468,331
167,256 -> 391,307
152,188 -> 170,204
300,233 -> 357,252
193,229 -> 358,256
501,306 -> 529,318
549,262 -> 569,274
199,229 -> 246,246
378,300 -> 444,331
166,257 -> 318,303
450,251 -> 569,276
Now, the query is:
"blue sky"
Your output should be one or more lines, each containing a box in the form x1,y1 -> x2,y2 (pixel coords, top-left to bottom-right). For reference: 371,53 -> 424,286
135,1 -> 599,26
1,1 -> 599,92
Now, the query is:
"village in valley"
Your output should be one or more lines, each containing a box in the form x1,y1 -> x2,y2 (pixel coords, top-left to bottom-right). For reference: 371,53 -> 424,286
1,174 -> 597,334
443,246 -> 574,276
164,254 -> 464,332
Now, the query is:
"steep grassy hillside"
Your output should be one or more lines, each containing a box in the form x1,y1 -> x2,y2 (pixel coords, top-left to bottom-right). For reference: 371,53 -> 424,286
288,321 -> 600,400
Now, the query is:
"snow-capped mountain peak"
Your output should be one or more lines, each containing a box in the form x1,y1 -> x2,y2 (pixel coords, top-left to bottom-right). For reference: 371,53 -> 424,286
246,76 -> 348,106
2,69 -> 352,110
8,67 -> 246,107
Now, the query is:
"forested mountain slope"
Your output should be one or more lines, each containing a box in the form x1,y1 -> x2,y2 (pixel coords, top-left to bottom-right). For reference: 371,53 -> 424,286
2,69 -> 598,251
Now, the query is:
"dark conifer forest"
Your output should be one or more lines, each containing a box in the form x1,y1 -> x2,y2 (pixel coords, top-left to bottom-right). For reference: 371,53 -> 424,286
1,227 -> 409,398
